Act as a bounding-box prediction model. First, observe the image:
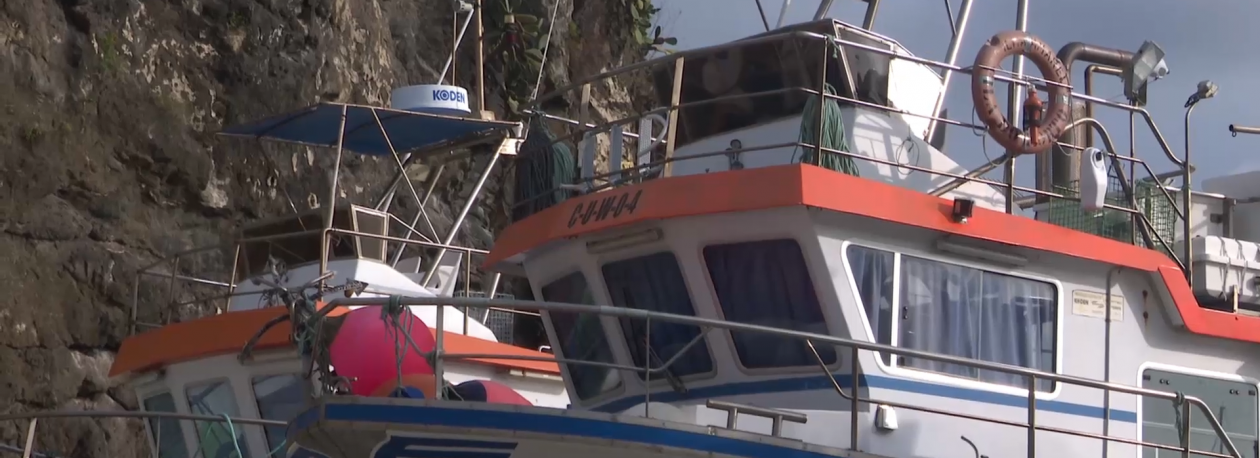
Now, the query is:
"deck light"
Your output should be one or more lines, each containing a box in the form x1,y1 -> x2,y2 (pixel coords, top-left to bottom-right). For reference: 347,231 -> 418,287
1123,41 -> 1169,104
951,198 -> 975,224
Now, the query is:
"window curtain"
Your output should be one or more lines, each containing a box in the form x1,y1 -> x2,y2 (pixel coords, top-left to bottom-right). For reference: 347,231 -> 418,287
898,255 -> 1055,390
705,239 -> 836,369
847,246 -> 895,364
603,253 -> 712,378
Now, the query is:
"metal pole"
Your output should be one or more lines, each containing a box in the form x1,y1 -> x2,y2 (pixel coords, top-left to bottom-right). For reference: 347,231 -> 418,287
21,418 -> 36,458
775,0 -> 793,29
372,109 -> 434,236
435,294 -> 446,400
1180,397 -> 1192,458
1027,375 -> 1037,458
320,104 -> 349,282
475,0 -> 486,115
814,0 -> 836,20
1229,125 -> 1260,136
1004,0 -> 1030,214
390,163 -> 447,267
861,0 -> 881,30
815,41 -> 828,166
420,150 -> 503,286
849,346 -> 859,450
929,151 -> 1013,196
440,10 -> 477,84
923,0 -> 974,141
754,0 -> 771,31
1183,103 -> 1198,287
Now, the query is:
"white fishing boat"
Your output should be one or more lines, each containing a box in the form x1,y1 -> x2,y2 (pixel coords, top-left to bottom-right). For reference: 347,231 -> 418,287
10,1 -> 1260,458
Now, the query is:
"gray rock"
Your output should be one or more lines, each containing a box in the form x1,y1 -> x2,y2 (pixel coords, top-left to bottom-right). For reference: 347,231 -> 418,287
0,0 -> 651,455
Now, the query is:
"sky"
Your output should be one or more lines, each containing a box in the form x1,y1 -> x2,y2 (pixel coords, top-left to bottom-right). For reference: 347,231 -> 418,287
656,0 -> 1260,192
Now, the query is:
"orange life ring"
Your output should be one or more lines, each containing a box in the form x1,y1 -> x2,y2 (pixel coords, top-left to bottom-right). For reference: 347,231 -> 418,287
970,31 -> 1072,155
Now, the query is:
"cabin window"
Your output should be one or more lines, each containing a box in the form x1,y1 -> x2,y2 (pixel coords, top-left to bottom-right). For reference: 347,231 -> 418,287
847,245 -> 894,365
843,245 -> 1058,391
142,391 -> 189,458
602,252 -> 714,380
655,36 -> 856,148
253,374 -> 307,453
704,239 -> 837,369
834,25 -> 893,107
541,272 -> 622,400
1141,369 -> 1258,458
185,380 -> 252,458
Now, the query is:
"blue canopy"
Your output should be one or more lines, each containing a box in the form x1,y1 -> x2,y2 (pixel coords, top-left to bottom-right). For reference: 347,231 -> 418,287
218,102 -> 519,156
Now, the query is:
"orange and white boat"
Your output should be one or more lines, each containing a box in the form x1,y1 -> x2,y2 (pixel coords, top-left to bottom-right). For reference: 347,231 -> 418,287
11,2 -> 1260,458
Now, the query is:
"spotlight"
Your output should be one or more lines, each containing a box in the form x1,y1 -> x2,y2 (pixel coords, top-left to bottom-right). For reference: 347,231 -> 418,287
952,198 -> 975,224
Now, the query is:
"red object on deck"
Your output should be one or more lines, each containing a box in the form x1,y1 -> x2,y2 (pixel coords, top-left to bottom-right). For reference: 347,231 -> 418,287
328,307 -> 437,398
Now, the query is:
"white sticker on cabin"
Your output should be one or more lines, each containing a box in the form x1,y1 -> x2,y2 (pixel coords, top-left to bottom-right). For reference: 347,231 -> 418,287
1071,290 -> 1124,321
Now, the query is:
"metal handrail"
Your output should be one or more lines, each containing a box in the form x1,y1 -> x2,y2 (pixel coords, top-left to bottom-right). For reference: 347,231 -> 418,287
324,295 -> 1244,458
706,400 -> 809,437
516,26 -> 1195,269
128,226 -> 497,337
3,410 -> 285,458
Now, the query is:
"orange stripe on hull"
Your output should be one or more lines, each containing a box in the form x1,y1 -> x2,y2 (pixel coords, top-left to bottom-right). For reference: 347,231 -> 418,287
110,306 -> 559,378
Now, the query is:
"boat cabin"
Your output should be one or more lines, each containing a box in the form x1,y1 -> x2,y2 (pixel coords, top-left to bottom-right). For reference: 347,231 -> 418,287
110,307 -> 567,458
487,18 -> 1260,458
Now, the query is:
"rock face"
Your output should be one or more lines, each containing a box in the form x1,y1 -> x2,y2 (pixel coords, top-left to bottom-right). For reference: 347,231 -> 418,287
0,0 -> 652,455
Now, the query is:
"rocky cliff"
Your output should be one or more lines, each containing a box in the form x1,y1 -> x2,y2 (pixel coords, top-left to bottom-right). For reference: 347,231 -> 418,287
0,0 -> 654,455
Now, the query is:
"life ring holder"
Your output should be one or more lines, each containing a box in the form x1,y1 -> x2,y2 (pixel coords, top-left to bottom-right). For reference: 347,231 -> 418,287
970,30 -> 1072,155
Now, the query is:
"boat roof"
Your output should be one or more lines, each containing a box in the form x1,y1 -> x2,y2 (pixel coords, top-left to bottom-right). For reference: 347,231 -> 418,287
218,102 -> 520,156
109,306 -> 560,379
484,164 -> 1254,345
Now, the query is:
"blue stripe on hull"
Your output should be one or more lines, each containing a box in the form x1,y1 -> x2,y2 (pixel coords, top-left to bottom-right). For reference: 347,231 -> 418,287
317,404 -> 853,458
591,374 -> 1138,423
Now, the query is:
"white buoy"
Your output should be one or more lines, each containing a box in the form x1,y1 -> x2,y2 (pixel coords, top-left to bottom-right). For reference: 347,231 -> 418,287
390,85 -> 473,116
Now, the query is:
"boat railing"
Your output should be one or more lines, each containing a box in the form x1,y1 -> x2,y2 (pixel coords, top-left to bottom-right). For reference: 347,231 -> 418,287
128,223 -> 495,336
516,27 -> 1194,273
320,294 -> 1243,458
2,410 -> 284,458
706,400 -> 809,437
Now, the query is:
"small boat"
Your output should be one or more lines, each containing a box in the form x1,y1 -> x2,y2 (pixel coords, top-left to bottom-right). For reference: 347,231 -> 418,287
9,2 -> 1260,458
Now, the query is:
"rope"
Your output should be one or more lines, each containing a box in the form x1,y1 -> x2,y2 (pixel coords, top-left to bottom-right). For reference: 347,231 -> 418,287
795,82 -> 860,177
381,295 -> 408,395
220,414 -> 243,458
513,120 -> 575,222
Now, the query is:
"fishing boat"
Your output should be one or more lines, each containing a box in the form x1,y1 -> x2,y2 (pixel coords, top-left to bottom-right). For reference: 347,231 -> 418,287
9,1 -> 1260,458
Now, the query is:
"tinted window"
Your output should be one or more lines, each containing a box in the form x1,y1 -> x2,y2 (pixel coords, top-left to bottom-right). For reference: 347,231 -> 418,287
655,36 -> 853,148
185,381 -> 251,458
704,239 -> 836,369
253,374 -> 306,453
541,272 -> 622,399
143,392 -> 189,458
1141,369 -> 1258,458
603,252 -> 713,379
834,25 -> 893,106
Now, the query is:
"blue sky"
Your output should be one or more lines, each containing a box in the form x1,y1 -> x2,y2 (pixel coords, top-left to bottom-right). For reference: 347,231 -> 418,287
658,0 -> 1260,190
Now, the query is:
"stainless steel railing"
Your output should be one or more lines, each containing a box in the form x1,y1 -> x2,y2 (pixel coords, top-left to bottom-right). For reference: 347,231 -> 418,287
322,294 -> 1244,458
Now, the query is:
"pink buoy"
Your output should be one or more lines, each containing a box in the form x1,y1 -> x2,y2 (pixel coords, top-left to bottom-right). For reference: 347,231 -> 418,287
328,307 -> 437,398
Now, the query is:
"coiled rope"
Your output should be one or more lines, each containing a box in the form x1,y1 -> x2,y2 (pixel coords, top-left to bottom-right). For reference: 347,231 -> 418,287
512,120 -> 575,222
795,82 -> 860,177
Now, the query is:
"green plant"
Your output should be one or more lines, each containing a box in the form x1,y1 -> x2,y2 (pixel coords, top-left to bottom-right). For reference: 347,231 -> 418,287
228,10 -> 248,29
625,0 -> 676,54
20,125 -> 42,145
485,0 -> 549,116
97,32 -> 122,74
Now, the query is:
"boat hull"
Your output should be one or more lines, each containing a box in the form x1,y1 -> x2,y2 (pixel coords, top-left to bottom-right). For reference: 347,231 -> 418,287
287,398 -> 869,458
